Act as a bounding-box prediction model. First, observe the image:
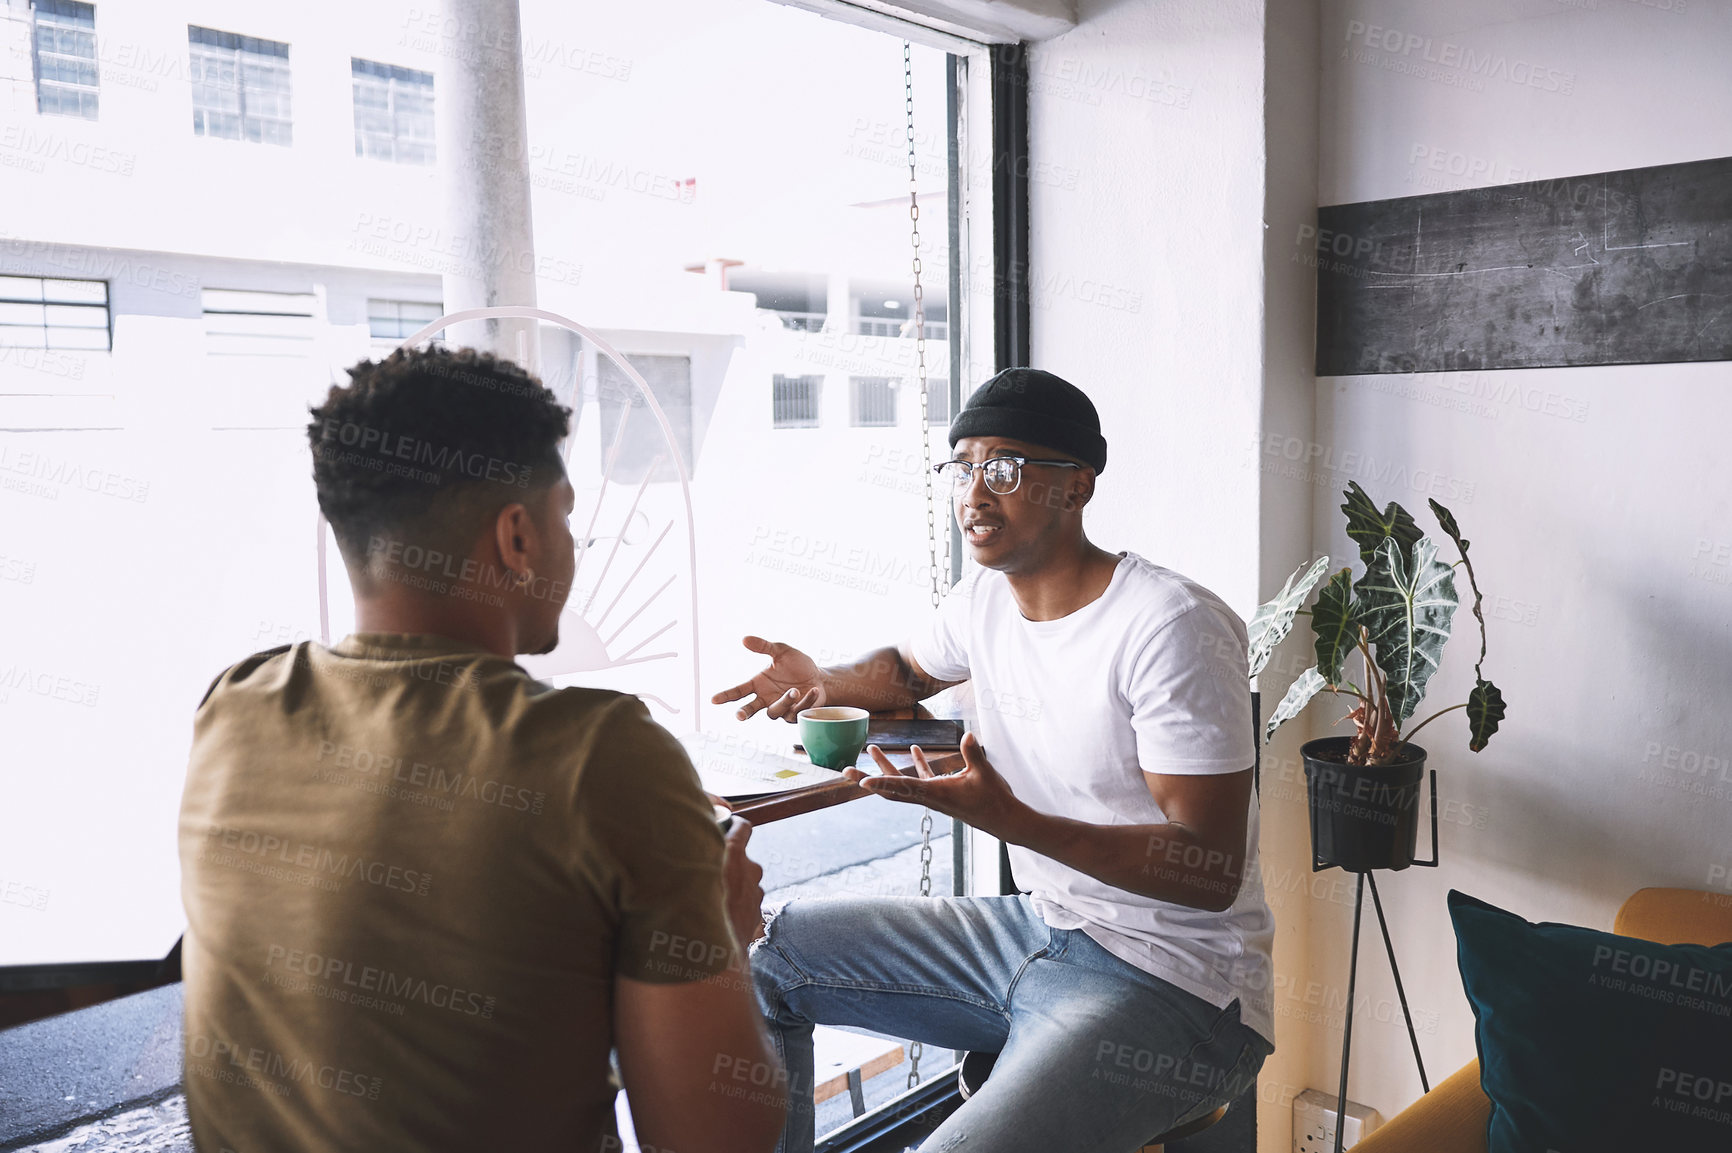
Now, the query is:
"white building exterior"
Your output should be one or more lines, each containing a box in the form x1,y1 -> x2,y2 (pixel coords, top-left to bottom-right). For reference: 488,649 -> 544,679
0,0 -> 979,967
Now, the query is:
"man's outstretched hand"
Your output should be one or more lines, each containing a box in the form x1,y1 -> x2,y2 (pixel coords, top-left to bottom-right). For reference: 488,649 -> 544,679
843,732 -> 1030,843
711,636 -> 828,722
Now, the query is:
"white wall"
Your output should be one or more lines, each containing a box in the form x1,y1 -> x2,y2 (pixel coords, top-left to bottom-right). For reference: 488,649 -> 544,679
1029,0 -> 1268,613
1030,0 -> 1732,1147
1298,0 -> 1732,1129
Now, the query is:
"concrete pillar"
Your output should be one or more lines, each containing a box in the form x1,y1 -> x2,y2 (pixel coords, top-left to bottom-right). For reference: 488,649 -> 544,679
825,271 -> 851,334
434,0 -> 538,370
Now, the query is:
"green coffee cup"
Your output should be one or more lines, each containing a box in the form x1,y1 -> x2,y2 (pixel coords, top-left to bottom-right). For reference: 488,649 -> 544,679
798,706 -> 871,770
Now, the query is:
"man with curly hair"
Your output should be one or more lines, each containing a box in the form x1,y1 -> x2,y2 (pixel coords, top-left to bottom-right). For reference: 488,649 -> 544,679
179,346 -> 783,1153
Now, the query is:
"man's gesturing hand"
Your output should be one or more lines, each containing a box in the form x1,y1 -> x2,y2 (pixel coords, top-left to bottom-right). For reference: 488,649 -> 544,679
843,732 -> 1030,843
710,636 -> 828,722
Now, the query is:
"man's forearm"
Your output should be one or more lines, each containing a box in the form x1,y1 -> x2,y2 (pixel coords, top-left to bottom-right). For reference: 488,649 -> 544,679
1001,808 -> 1246,912
818,646 -> 950,712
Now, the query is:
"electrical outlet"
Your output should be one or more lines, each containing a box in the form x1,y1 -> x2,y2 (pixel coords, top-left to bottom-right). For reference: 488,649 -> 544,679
1293,1089 -> 1382,1152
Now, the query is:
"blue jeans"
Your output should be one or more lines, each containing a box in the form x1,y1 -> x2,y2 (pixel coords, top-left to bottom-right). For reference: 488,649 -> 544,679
750,893 -> 1273,1153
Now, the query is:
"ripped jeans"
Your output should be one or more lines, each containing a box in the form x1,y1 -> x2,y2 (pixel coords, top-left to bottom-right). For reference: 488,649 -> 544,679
749,893 -> 1273,1153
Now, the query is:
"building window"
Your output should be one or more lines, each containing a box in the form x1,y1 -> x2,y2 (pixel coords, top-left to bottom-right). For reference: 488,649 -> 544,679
856,316 -> 900,338
32,0 -> 98,120
596,354 -> 694,483
776,311 -> 826,334
352,59 -> 435,165
855,313 -> 947,339
188,26 -> 292,145
202,288 -> 315,357
851,281 -> 947,340
853,313 -> 948,339
850,376 -> 896,427
772,374 -> 822,428
0,275 -> 109,350
924,377 -> 950,424
367,299 -> 442,340
730,272 -> 827,333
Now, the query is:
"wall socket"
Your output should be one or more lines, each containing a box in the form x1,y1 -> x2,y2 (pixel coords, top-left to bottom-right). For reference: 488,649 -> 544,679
1292,1089 -> 1382,1153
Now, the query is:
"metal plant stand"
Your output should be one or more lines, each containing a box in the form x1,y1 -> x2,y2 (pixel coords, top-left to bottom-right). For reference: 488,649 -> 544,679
1318,770 -> 1438,1153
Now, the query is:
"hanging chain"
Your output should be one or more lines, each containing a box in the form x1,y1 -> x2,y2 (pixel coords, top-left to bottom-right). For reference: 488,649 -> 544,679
905,40 -> 937,1091
908,42 -> 939,615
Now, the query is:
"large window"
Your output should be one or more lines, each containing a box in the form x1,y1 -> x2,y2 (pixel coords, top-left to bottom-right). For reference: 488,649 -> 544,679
188,26 -> 293,145
0,0 -> 987,1137
0,276 -> 109,350
31,0 -> 98,120
352,58 -> 435,165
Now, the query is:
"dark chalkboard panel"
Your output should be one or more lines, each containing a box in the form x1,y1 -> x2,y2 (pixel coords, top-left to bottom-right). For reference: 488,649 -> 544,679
1314,155 -> 1732,375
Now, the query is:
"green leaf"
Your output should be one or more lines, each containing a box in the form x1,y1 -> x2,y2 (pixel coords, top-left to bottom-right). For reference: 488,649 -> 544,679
1353,536 -> 1459,727
1430,496 -> 1489,677
1247,556 -> 1331,678
1263,667 -> 1328,744
1341,480 -> 1423,566
1467,678 -> 1506,752
1312,569 -> 1358,685
1427,498 -> 1470,557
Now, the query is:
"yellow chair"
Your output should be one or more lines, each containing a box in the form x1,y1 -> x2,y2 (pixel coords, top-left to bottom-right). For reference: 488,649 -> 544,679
1353,887 -> 1732,1153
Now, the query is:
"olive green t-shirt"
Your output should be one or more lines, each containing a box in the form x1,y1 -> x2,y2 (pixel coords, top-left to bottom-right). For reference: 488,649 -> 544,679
178,633 -> 737,1152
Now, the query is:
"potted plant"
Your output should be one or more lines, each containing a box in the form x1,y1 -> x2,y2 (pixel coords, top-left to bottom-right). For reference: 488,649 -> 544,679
1247,481 -> 1508,871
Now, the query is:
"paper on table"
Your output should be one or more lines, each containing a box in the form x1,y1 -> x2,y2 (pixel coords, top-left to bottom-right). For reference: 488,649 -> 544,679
679,729 -> 846,801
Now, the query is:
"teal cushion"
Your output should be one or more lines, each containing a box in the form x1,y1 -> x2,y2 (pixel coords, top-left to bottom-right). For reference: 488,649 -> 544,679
1449,889 -> 1732,1152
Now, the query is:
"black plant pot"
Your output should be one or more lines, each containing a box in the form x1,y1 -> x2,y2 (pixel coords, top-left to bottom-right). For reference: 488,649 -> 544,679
1303,737 -> 1428,873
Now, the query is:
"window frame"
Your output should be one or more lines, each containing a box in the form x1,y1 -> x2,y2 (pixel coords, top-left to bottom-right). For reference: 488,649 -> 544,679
366,298 -> 443,341
849,375 -> 898,428
187,25 -> 293,146
200,287 -> 317,358
0,275 -> 111,352
351,57 -> 436,166
772,373 -> 824,429
0,16 -> 1019,1122
31,0 -> 99,120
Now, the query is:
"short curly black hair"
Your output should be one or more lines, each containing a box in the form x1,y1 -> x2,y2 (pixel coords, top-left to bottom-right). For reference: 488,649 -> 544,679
308,346 -> 572,566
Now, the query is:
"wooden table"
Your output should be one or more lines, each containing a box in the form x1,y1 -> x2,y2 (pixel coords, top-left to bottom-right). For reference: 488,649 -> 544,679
715,708 -> 961,826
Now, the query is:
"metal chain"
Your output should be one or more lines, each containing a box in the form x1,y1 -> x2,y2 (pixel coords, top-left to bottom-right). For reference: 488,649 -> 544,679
904,40 -> 936,1092
908,42 -> 939,615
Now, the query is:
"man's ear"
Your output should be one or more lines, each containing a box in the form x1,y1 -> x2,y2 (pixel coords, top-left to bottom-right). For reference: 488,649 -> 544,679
494,501 -> 536,575
1068,468 -> 1097,511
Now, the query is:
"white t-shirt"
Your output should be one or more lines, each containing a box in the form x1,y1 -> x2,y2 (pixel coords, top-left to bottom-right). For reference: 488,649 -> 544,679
908,552 -> 1274,1044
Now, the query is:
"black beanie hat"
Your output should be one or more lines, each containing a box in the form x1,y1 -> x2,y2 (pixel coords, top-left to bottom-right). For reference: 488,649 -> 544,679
948,367 -> 1107,474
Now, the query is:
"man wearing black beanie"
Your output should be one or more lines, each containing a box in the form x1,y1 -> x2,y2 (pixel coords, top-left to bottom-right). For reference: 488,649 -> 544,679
715,367 -> 1274,1153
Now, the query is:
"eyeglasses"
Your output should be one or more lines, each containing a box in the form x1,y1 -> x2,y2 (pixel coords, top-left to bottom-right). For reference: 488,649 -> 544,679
933,456 -> 1084,495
